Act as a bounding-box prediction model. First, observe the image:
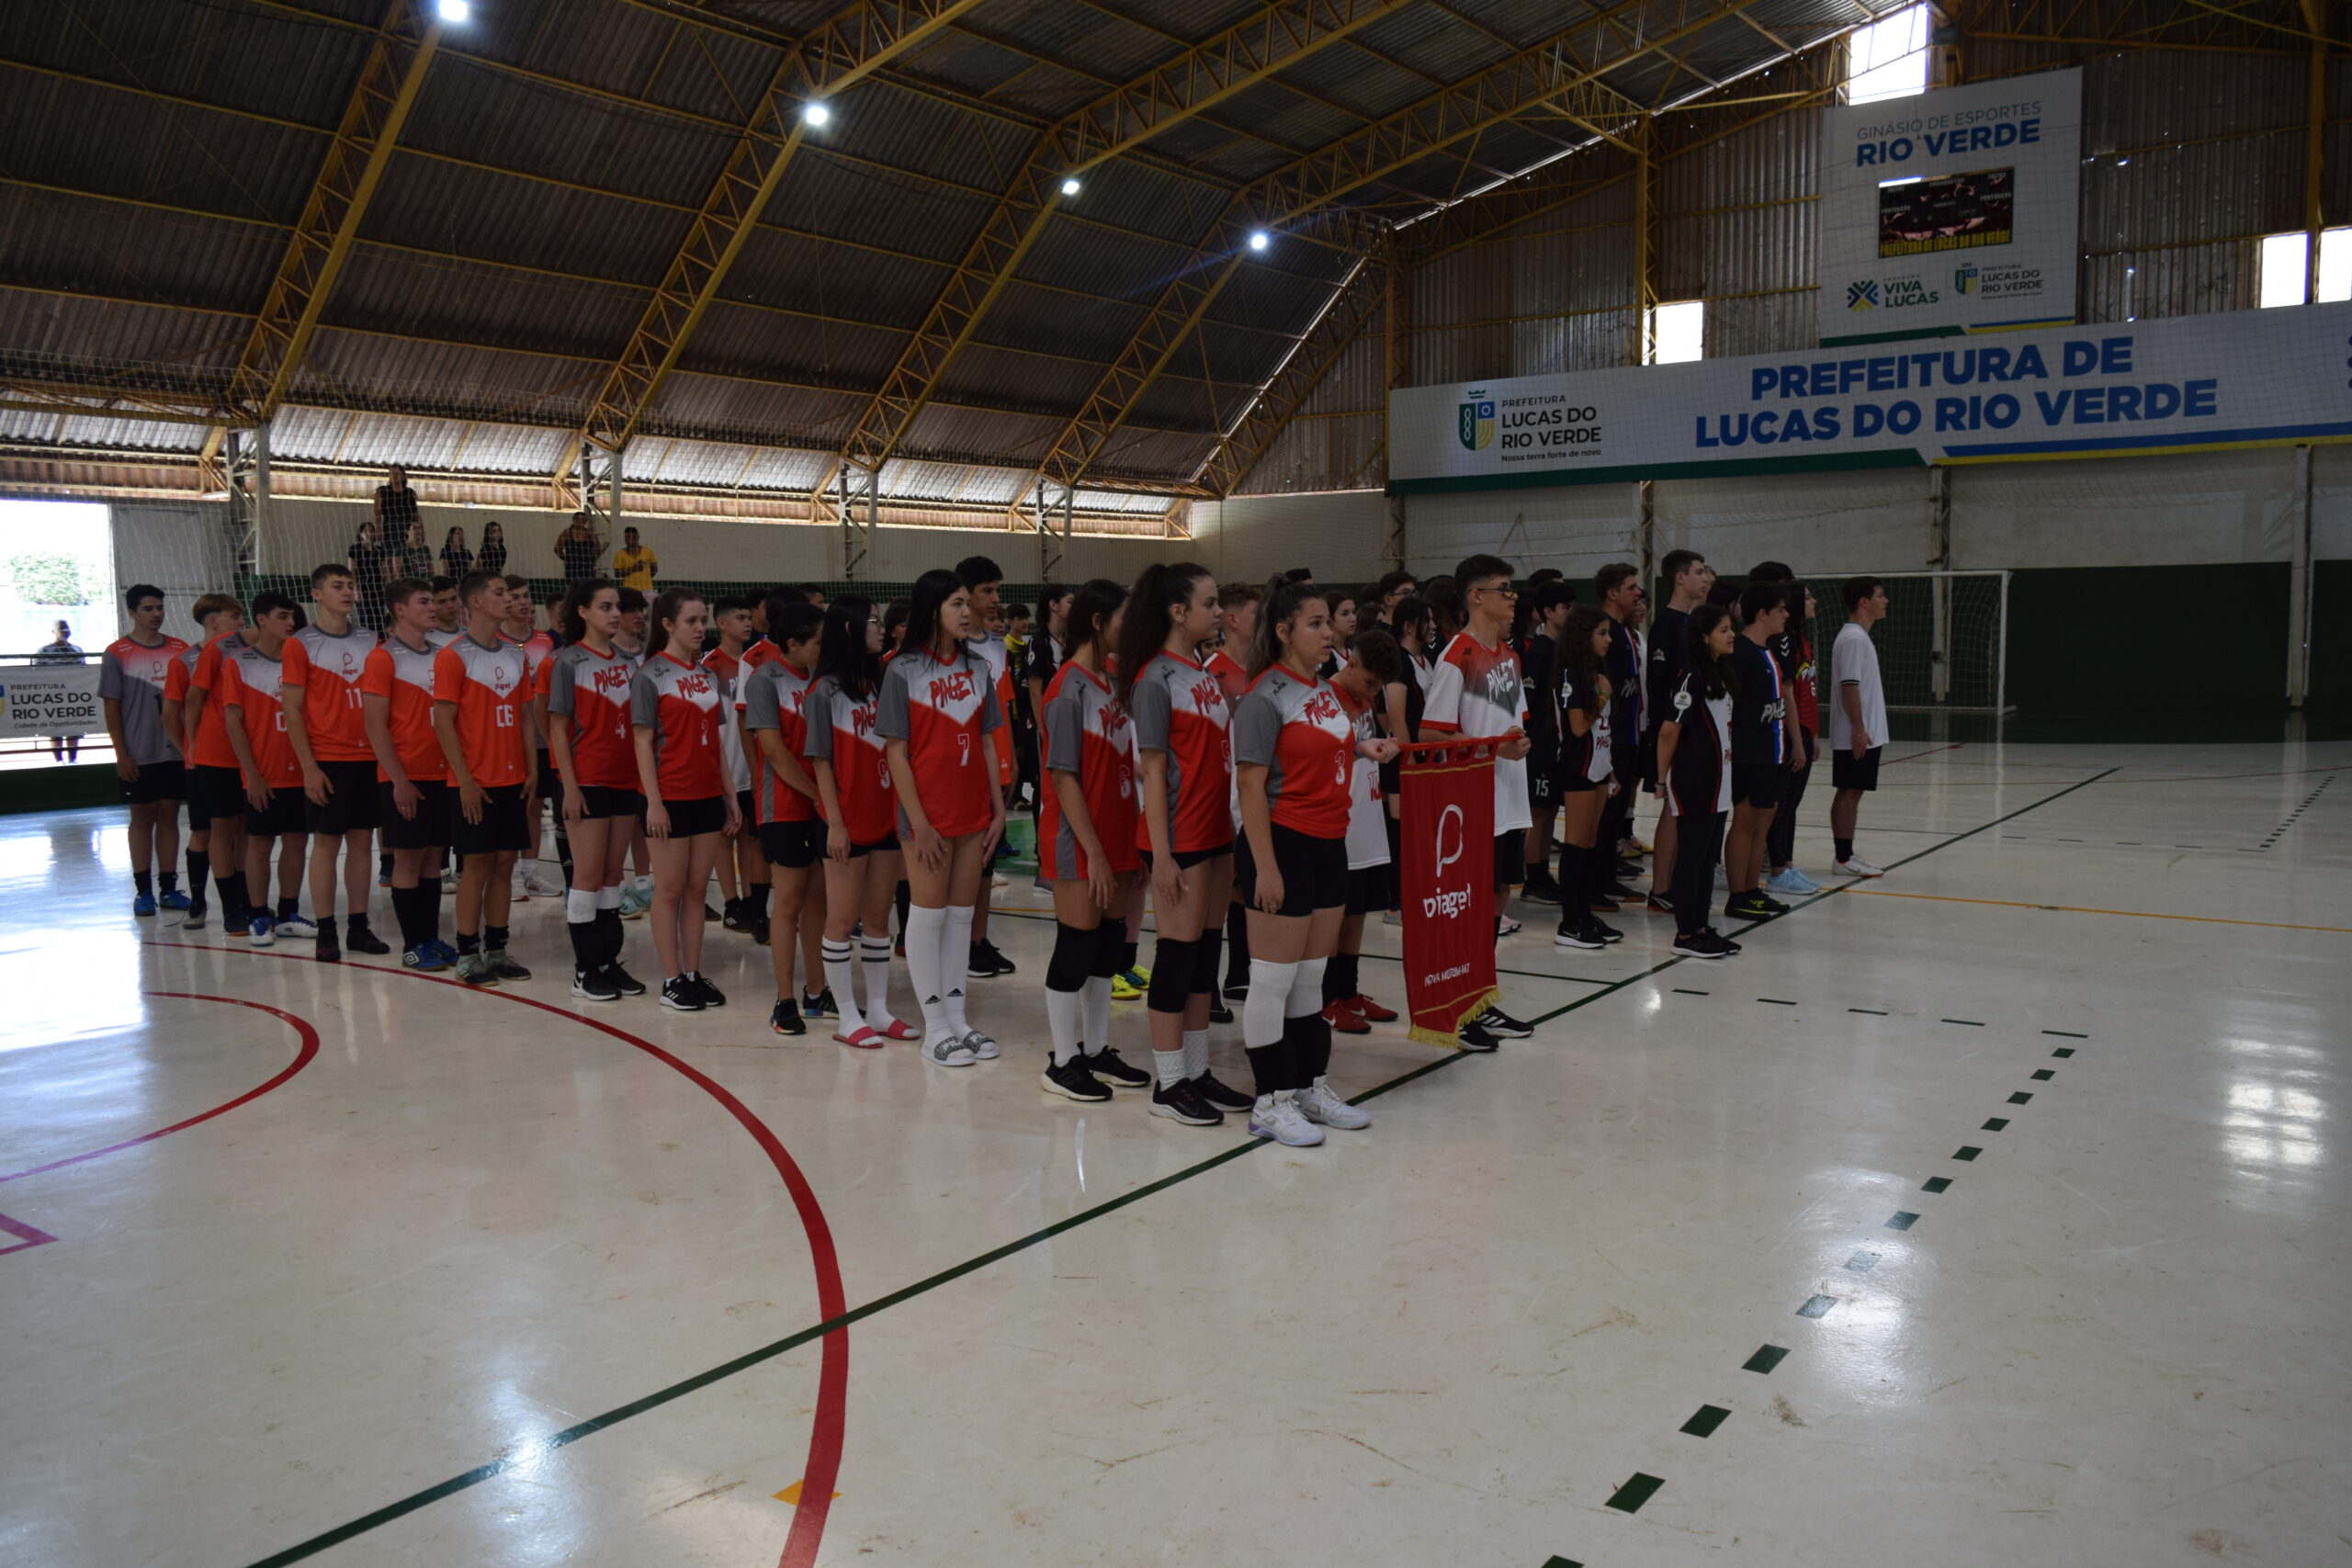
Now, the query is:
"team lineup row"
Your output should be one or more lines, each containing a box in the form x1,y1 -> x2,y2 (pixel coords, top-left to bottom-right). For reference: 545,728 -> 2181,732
91,548 -> 1894,1146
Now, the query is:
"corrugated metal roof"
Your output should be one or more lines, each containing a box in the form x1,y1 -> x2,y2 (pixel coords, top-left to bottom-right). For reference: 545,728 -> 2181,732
0,0 -> 370,134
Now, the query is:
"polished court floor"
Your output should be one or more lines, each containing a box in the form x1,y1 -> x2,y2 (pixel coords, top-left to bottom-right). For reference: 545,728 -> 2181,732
2,737 -> 2346,1567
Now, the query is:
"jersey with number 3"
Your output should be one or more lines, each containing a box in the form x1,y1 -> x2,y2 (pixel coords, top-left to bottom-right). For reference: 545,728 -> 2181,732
877,646 -> 1003,839
800,674 -> 894,843
1232,666 -> 1352,839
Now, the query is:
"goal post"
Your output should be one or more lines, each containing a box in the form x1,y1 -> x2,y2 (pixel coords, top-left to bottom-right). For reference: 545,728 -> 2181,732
1803,569 -> 2013,715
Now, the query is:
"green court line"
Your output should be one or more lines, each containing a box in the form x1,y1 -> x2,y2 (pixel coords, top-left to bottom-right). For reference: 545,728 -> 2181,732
236,767 -> 2117,1568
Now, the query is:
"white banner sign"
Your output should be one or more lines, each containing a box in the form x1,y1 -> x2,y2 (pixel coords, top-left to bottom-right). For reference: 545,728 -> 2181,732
1389,302 -> 2352,495
1818,68 -> 2081,345
0,664 -> 101,738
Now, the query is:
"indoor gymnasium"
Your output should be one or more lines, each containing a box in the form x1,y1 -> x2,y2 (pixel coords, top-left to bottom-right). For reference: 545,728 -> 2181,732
0,2 -> 2346,1565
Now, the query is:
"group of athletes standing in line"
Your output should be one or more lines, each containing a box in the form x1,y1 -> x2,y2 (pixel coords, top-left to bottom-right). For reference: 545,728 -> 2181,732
92,544 -> 1893,1150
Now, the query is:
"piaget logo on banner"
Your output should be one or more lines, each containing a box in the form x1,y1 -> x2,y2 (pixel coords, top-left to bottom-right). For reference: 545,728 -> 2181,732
1457,392 -> 1495,450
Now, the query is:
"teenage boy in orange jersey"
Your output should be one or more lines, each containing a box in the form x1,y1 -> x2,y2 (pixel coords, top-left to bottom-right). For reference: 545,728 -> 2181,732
218,592 -> 313,944
363,578 -> 455,971
435,571 -> 537,986
282,563 -> 388,962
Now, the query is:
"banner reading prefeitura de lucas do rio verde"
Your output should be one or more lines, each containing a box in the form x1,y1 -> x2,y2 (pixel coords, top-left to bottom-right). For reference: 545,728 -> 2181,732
1386,301 -> 2352,497
1817,67 -> 2083,346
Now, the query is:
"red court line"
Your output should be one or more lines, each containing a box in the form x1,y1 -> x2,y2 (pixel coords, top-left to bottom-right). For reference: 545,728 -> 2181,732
143,942 -> 849,1568
0,993 -> 321,1185
0,1211 -> 59,1255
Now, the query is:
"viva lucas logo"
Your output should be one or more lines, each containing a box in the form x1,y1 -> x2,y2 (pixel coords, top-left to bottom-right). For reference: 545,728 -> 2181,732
1457,390 -> 1495,451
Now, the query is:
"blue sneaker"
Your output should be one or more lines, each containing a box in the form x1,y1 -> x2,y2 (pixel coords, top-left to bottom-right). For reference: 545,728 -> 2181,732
403,942 -> 449,972
248,913 -> 276,946
1766,866 -> 1821,897
160,889 -> 191,910
428,939 -> 459,964
133,893 -> 158,917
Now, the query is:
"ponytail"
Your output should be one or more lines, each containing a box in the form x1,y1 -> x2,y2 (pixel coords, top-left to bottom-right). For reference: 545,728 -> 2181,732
1114,561 -> 1211,705
1249,573 -> 1320,679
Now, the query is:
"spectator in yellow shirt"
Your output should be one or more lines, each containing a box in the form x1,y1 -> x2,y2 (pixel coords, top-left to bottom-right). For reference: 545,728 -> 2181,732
612,526 -> 659,592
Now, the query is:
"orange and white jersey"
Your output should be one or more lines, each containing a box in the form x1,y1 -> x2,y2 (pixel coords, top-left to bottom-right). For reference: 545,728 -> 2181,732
544,641 -> 639,791
183,633 -> 248,769
99,634 -> 190,766
432,634 -> 529,788
629,650 -> 726,802
876,645 -> 1004,840
282,623 -> 379,761
967,633 -> 1016,787
219,642 -> 300,789
360,635 -> 446,784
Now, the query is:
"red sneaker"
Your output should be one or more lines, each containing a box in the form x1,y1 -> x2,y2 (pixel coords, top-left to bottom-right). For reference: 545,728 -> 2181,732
1322,999 -> 1370,1034
1350,992 -> 1398,1022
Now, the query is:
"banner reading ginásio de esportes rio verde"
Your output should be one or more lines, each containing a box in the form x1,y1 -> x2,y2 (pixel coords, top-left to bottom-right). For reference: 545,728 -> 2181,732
1386,302 -> 2352,497
1818,68 -> 2081,346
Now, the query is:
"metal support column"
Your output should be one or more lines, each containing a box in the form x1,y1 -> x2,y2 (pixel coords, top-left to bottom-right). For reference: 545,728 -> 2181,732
1633,479 -> 1656,596
1928,465 -> 1952,703
836,463 -> 876,583
254,417 -> 271,565
1632,115 -> 1660,365
2290,445 -> 2314,706
1384,493 -> 1408,572
223,428 -> 259,581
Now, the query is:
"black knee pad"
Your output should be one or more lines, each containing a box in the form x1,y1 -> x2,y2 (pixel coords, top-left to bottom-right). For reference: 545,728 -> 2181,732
1147,933 -> 1196,1011
1191,927 -> 1222,994
1090,919 -> 1126,979
1046,921 -> 1095,992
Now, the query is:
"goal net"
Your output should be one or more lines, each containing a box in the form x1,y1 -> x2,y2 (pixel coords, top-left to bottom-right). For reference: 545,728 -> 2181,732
1803,569 -> 2010,713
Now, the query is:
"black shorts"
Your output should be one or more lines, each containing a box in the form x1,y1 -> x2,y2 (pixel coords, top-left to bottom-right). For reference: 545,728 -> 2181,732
1831,744 -> 1883,792
660,795 -> 728,838
1732,760 -> 1787,809
1493,830 -> 1525,891
448,782 -> 531,856
121,758 -> 185,805
735,789 -> 755,829
1345,862 -> 1396,917
577,784 -> 645,821
189,763 -> 247,823
1234,822 -> 1348,917
1638,731 -> 1660,792
245,785 -> 308,838
306,760 -> 383,835
1528,761 -> 1559,808
1139,840 -> 1231,871
378,778 -> 449,851
1558,763 -> 1602,795
535,750 -> 560,799
760,818 -> 823,869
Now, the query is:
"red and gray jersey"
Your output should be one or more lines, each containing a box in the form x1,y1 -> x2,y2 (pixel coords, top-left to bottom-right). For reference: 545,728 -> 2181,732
544,641 -> 638,790
741,659 -> 818,825
628,651 -> 726,802
99,635 -> 190,764
801,673 -> 894,844
704,648 -> 752,795
1038,661 -> 1137,880
1125,649 -> 1231,855
1232,665 -> 1352,839
876,645 -> 1004,840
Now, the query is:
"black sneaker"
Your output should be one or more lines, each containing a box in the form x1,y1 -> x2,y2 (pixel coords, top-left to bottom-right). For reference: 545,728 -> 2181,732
1476,1005 -> 1533,1039
1149,1080 -> 1223,1124
1670,931 -> 1730,958
1222,980 -> 1250,1000
604,962 -> 648,998
1456,1022 -> 1501,1052
572,966 -> 621,1001
1554,919 -> 1605,950
1645,894 -> 1675,917
1705,925 -> 1744,953
313,925 -> 341,964
1520,874 -> 1563,906
753,919 -> 771,947
661,976 -> 705,1011
1086,1048 -> 1152,1089
1207,998 -> 1235,1024
1041,1055 -> 1112,1102
1191,1072 -> 1252,1111
722,898 -> 749,931
967,940 -> 1015,978
801,987 -> 836,1020
703,902 -> 722,921
1724,892 -> 1775,921
1614,860 -> 1644,881
345,922 -> 390,955
690,974 -> 727,1008
1607,881 -> 1643,901
483,949 -> 532,981
769,997 -> 806,1035
1590,917 -> 1624,944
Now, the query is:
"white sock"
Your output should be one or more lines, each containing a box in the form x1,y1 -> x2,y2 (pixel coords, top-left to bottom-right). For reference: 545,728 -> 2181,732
1080,976 -> 1112,1056
821,939 -> 856,1019
1244,957 -> 1299,1048
518,856 -> 538,880
859,936 -> 895,1032
1154,1048 -> 1187,1088
565,887 -> 596,923
941,902 -> 975,1034
1182,1028 -> 1209,1080
1286,956 -> 1328,1018
595,885 -> 622,911
1046,987 -> 1083,1067
904,904 -> 950,1040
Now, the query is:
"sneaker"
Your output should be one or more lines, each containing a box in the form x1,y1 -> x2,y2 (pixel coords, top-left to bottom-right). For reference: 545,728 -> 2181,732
510,867 -> 531,902
722,898 -> 749,931
274,914 -> 319,941
1476,1005 -> 1532,1039
1207,998 -> 1235,1024
1381,908 -> 1402,926
893,936 -> 906,958
1126,964 -> 1151,986
248,913 -> 275,946
660,976 -> 705,1011
1614,860 -> 1644,882
455,952 -> 497,987
1351,993 -> 1398,1022
403,943 -> 449,972
768,998 -> 805,1034
1706,925 -> 1744,953
133,893 -> 158,917
523,865 -> 566,898
618,886 -> 650,919
1110,967 -> 1146,1000
1588,891 -> 1621,913
1223,980 -> 1250,1000
834,1024 -> 886,1050
924,1032 -> 977,1067
703,902 -> 722,921
184,907 -> 209,931
1555,919 -> 1606,950
1087,1047 -> 1152,1089
160,889 -> 191,911
1606,881 -> 1643,901
1456,1023 -> 1500,1052
1041,1056 -> 1113,1102
801,987 -> 835,1020
1590,917 -> 1624,944
961,1029 -> 1001,1060
1322,998 -> 1370,1034
314,924 -> 341,964
689,974 -> 726,1008
345,923 -> 390,955
484,949 -> 532,981
752,919 -> 772,946
1149,1080 -> 1222,1124
604,962 -> 648,997
1645,894 -> 1675,917
377,868 -> 391,887
1723,893 -> 1776,921
1296,1078 -> 1372,1131
1248,1091 -> 1324,1146
967,940 -> 1016,978
1496,914 -> 1522,938
1835,855 -> 1884,878
427,939 -> 459,965
1766,866 -> 1822,897
1671,931 -> 1735,959
1623,837 -> 1652,857
1519,874 -> 1562,906
1192,1072 -> 1253,1111
573,967 -> 621,1002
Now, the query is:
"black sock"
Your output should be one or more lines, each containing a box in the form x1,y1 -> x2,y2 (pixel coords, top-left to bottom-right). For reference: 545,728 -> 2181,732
485,923 -> 509,952
415,880 -> 442,946
1225,902 -> 1250,986
388,886 -> 415,945
1122,939 -> 1138,973
379,852 -> 393,879
1835,836 -> 1854,861
159,871 -> 178,893
599,908 -> 625,966
346,907 -> 372,932
458,931 -> 481,955
893,879 -> 910,939
317,914 -> 338,940
1244,1043 -> 1287,1099
567,919 -> 597,970
218,870 -> 247,924
277,896 -> 300,921
134,871 -> 153,897
1334,951 -> 1360,1001
1297,1010 -> 1333,1081
186,850 -> 209,908
1557,842 -> 1586,915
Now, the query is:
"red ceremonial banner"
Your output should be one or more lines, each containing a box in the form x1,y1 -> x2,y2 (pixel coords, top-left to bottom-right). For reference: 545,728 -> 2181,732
1396,743 -> 1498,1045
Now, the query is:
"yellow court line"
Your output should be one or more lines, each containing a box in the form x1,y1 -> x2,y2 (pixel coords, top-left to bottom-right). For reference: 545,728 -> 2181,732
1845,887 -> 2352,934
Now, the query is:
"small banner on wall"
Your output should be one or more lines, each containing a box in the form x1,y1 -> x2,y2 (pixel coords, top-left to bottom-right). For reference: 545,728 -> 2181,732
0,664 -> 101,739
1397,745 -> 1498,1046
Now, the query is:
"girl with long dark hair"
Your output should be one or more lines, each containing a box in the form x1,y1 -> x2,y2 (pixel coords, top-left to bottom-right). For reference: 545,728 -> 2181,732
1549,605 -> 1623,951
1321,627 -> 1405,1032
1655,604 -> 1741,959
477,521 -> 507,577
544,578 -> 644,1000
439,525 -> 474,581
631,588 -> 740,1009
878,569 -> 1007,1067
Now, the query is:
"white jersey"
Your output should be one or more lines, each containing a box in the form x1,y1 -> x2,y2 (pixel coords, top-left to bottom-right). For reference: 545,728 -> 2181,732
1827,621 -> 1887,752
1343,697 -> 1390,871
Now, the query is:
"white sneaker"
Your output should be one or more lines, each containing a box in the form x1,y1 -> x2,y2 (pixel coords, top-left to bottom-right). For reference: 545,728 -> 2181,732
523,864 -> 567,897
1381,908 -> 1403,926
1835,856 -> 1884,878
924,1032 -> 977,1067
272,913 -> 319,941
961,1029 -> 1000,1060
1295,1078 -> 1371,1131
510,867 -> 532,902
1248,1091 -> 1324,1146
